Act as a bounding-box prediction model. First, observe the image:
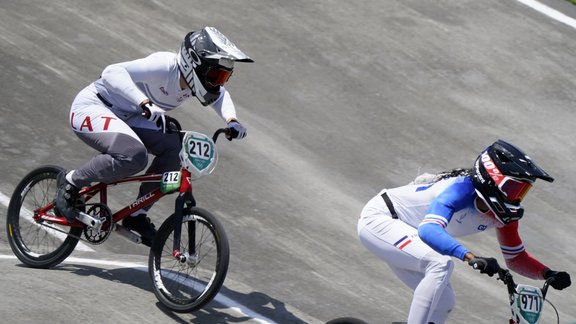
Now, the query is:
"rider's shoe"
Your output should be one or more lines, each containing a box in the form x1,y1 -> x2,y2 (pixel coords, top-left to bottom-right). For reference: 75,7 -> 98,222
122,214 -> 157,247
55,171 -> 80,223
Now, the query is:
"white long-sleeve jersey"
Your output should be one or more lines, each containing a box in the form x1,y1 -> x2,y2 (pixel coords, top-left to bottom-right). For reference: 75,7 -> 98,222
381,175 -> 549,279
90,51 -> 238,128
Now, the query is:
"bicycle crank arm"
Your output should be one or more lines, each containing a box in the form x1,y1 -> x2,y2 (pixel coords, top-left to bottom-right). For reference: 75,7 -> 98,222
76,211 -> 103,230
114,224 -> 143,244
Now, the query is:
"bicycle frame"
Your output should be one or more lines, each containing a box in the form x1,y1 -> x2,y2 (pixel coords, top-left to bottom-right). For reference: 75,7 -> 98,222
37,172 -> 186,224
33,174 -> 163,226
32,128 -> 225,255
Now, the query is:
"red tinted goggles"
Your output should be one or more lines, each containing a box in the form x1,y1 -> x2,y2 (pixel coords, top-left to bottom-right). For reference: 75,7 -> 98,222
205,67 -> 233,87
498,177 -> 533,203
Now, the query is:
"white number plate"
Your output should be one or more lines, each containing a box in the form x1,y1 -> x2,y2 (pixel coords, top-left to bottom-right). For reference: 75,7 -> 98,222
179,131 -> 217,180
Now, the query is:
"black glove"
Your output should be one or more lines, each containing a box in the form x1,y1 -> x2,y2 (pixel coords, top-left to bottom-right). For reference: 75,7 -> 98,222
544,270 -> 571,290
468,257 -> 500,277
141,101 -> 167,133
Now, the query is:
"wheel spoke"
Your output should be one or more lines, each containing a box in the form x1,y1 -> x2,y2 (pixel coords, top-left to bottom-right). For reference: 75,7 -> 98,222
6,166 -> 81,268
149,208 -> 229,312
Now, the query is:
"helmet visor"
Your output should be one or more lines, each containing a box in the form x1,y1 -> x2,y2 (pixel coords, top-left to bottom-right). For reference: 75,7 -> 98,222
499,177 -> 532,203
205,66 -> 233,87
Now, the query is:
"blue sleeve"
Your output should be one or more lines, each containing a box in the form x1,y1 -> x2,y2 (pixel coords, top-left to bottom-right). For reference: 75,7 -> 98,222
418,224 -> 469,259
418,179 -> 476,260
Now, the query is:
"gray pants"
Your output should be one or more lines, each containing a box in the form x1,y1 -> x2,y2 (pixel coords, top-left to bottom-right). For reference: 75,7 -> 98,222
71,127 -> 181,212
68,84 -> 185,214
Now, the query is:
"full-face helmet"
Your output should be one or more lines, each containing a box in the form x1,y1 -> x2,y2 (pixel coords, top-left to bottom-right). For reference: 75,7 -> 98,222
177,27 -> 253,106
470,140 -> 554,224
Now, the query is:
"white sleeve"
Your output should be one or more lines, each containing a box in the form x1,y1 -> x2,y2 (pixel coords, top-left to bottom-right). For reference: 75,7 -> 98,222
100,63 -> 149,106
210,87 -> 238,122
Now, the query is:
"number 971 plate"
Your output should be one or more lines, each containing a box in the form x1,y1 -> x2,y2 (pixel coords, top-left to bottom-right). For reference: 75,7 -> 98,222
513,284 -> 543,324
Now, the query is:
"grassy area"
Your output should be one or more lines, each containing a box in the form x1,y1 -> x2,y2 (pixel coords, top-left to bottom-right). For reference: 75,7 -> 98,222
567,0 -> 576,5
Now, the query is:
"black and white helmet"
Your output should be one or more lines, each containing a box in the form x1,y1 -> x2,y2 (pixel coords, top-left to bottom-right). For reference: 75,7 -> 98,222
177,27 -> 253,106
470,140 -> 554,224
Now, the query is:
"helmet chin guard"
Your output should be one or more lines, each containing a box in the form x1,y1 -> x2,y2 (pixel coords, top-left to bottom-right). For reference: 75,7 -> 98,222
474,188 -> 525,224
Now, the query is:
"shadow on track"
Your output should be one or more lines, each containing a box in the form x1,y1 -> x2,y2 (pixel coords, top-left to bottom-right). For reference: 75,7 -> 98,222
27,263 -> 307,323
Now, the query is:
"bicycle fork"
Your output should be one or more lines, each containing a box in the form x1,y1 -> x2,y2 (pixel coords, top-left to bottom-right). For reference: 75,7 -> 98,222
172,170 -> 198,265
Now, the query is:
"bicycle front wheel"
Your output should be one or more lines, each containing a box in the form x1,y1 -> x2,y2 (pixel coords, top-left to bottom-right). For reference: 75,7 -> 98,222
6,165 -> 81,268
148,207 -> 230,312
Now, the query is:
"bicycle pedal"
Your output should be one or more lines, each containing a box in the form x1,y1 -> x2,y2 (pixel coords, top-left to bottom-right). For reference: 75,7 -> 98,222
114,224 -> 143,244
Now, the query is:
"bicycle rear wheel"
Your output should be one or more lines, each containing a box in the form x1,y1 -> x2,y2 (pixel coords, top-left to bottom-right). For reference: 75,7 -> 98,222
148,207 -> 230,312
6,165 -> 81,268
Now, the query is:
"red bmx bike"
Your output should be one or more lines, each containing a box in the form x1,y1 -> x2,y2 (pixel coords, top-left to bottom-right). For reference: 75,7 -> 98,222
6,128 -> 231,312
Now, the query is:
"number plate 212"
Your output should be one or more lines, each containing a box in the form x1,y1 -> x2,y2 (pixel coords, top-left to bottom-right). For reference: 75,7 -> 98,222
179,131 -> 217,180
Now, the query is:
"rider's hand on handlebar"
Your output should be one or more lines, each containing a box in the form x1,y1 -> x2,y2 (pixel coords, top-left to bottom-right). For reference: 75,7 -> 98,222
468,256 -> 500,277
141,101 -> 167,133
226,119 -> 247,140
544,269 -> 571,290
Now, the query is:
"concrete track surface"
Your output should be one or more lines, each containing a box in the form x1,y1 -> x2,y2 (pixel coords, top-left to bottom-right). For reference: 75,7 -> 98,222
1,0 -> 575,323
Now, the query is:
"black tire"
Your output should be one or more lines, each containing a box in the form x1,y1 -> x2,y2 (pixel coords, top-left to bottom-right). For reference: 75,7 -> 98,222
6,165 -> 81,268
148,207 -> 230,312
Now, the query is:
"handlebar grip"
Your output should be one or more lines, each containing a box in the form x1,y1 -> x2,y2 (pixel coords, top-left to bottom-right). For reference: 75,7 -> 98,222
212,128 -> 231,143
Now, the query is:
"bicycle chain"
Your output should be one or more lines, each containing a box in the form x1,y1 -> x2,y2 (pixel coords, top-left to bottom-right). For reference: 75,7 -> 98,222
37,222 -> 93,244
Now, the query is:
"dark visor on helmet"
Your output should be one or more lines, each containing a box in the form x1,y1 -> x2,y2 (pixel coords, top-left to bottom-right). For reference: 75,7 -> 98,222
499,177 -> 533,203
205,66 -> 233,87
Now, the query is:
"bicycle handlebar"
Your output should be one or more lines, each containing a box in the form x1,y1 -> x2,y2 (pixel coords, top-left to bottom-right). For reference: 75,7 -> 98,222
212,128 -> 232,143
173,127 -> 232,144
495,266 -> 554,298
497,267 -> 517,295
161,112 -> 234,142
161,114 -> 231,142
